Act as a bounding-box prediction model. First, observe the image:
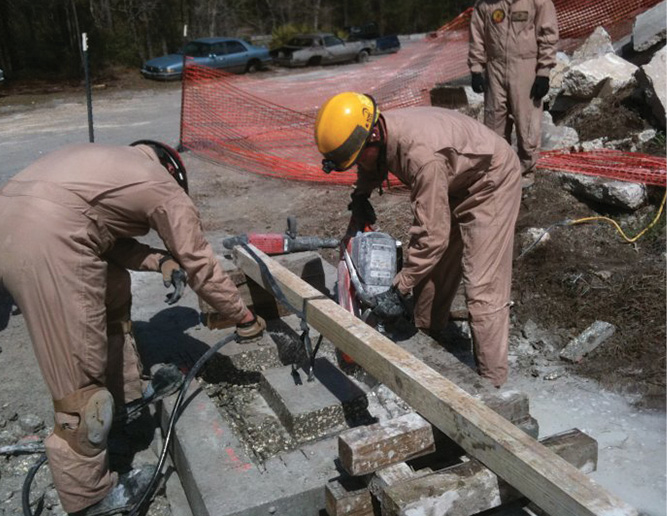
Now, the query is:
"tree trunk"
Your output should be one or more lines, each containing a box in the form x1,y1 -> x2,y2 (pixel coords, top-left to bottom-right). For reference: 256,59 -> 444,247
313,0 -> 320,30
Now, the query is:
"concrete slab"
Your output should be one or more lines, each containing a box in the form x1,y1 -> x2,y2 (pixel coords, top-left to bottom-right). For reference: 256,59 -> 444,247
260,358 -> 369,441
162,382 -> 342,516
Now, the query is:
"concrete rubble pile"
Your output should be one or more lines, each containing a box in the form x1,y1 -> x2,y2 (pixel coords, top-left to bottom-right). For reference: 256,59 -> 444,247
432,2 -> 665,212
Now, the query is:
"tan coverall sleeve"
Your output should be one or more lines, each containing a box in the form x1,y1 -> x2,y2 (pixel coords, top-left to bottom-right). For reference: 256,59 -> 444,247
149,192 -> 248,322
103,238 -> 166,272
468,3 -> 487,74
394,161 -> 451,295
535,0 -> 559,76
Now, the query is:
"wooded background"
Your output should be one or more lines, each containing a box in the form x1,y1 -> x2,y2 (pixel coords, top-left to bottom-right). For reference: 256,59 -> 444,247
0,0 -> 473,78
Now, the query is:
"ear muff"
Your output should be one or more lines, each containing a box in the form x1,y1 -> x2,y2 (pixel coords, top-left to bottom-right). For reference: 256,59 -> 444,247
131,140 -> 189,194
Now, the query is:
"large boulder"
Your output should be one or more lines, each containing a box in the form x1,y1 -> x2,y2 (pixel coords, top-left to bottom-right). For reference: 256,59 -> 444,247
637,46 -> 666,127
571,27 -> 615,63
562,54 -> 638,99
633,1 -> 667,52
545,52 -> 571,105
541,112 -> 579,151
558,172 -> 647,211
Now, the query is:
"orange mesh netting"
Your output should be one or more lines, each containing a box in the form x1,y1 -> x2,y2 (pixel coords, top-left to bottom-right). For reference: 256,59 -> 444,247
180,0 -> 665,188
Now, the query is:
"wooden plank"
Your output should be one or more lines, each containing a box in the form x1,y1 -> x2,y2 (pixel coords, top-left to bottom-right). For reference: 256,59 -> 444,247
233,245 -> 637,516
382,429 -> 598,516
325,477 -> 374,516
368,462 -> 432,508
339,413 -> 436,476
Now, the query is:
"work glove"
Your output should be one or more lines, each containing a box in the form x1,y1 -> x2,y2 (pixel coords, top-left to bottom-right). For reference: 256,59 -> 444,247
236,314 -> 267,341
530,76 -> 550,100
159,256 -> 187,305
348,192 -> 377,229
471,72 -> 486,94
372,286 -> 412,322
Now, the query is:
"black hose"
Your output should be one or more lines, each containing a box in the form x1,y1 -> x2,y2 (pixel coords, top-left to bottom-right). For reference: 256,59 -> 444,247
22,453 -> 47,516
128,332 -> 237,516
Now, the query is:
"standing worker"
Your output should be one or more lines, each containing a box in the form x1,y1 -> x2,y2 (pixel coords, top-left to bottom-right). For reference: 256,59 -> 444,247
315,92 -> 521,388
0,142 -> 265,515
468,0 -> 559,177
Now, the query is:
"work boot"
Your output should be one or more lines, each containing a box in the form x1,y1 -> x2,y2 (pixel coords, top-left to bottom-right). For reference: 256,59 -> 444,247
116,364 -> 184,424
69,465 -> 156,516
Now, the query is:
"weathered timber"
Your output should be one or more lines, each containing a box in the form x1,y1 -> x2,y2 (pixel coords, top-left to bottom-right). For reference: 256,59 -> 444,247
382,429 -> 598,516
325,477 -> 374,516
368,462 -> 433,508
233,245 -> 637,516
339,412 -> 435,476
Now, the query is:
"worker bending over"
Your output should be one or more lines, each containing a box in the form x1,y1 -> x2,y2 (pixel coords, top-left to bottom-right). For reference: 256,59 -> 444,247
315,92 -> 521,387
0,142 -> 265,515
468,0 -> 559,176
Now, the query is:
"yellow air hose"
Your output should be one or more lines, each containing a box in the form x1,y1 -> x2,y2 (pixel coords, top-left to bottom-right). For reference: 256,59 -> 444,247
518,189 -> 666,258
568,189 -> 666,243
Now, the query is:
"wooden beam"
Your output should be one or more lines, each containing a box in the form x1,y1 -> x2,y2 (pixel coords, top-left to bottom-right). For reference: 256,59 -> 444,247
233,245 -> 637,516
338,412 -> 436,476
382,428 -> 598,516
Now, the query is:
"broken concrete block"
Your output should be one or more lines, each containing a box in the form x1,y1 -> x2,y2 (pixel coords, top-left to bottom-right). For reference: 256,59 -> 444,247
325,477 -> 373,516
560,321 -> 616,363
541,111 -> 579,151
545,52 -> 571,105
338,412 -> 435,476
260,358 -> 368,442
519,228 -> 551,254
572,26 -> 614,63
562,54 -> 638,99
559,172 -> 647,211
638,46 -> 666,127
633,1 -> 667,52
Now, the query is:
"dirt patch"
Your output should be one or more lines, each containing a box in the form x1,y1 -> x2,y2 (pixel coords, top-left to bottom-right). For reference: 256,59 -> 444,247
514,174 -> 666,409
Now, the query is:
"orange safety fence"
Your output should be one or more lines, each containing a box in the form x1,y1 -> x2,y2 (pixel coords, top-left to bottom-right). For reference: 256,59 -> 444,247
180,0 -> 665,189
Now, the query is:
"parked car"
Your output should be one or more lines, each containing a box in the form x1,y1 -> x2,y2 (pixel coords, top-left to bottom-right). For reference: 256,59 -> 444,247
270,33 -> 371,67
347,22 -> 401,55
0,68 -> 4,83
141,37 -> 271,80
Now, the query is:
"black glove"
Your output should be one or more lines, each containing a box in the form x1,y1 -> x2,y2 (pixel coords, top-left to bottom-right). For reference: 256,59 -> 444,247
372,286 -> 412,321
159,256 -> 187,305
471,72 -> 486,94
530,75 -> 550,100
348,192 -> 376,229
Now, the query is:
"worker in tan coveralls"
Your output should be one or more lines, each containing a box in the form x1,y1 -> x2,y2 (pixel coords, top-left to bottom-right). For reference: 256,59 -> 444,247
0,141 -> 265,515
468,0 -> 559,176
314,92 -> 521,387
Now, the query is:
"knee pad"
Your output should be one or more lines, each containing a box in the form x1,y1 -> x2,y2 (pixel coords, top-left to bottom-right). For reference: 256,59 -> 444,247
53,385 -> 114,457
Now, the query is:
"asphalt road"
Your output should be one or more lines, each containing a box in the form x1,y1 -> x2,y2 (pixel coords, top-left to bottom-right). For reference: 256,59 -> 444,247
0,87 -> 182,186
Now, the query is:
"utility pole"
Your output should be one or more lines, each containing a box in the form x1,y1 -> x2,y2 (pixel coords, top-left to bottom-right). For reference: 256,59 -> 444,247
178,23 -> 188,151
82,32 -> 94,143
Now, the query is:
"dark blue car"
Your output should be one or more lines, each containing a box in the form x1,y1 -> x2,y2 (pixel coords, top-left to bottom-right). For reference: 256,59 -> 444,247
141,37 -> 271,80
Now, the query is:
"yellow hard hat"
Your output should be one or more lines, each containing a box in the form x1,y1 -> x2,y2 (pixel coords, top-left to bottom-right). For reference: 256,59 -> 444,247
315,92 -> 379,173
